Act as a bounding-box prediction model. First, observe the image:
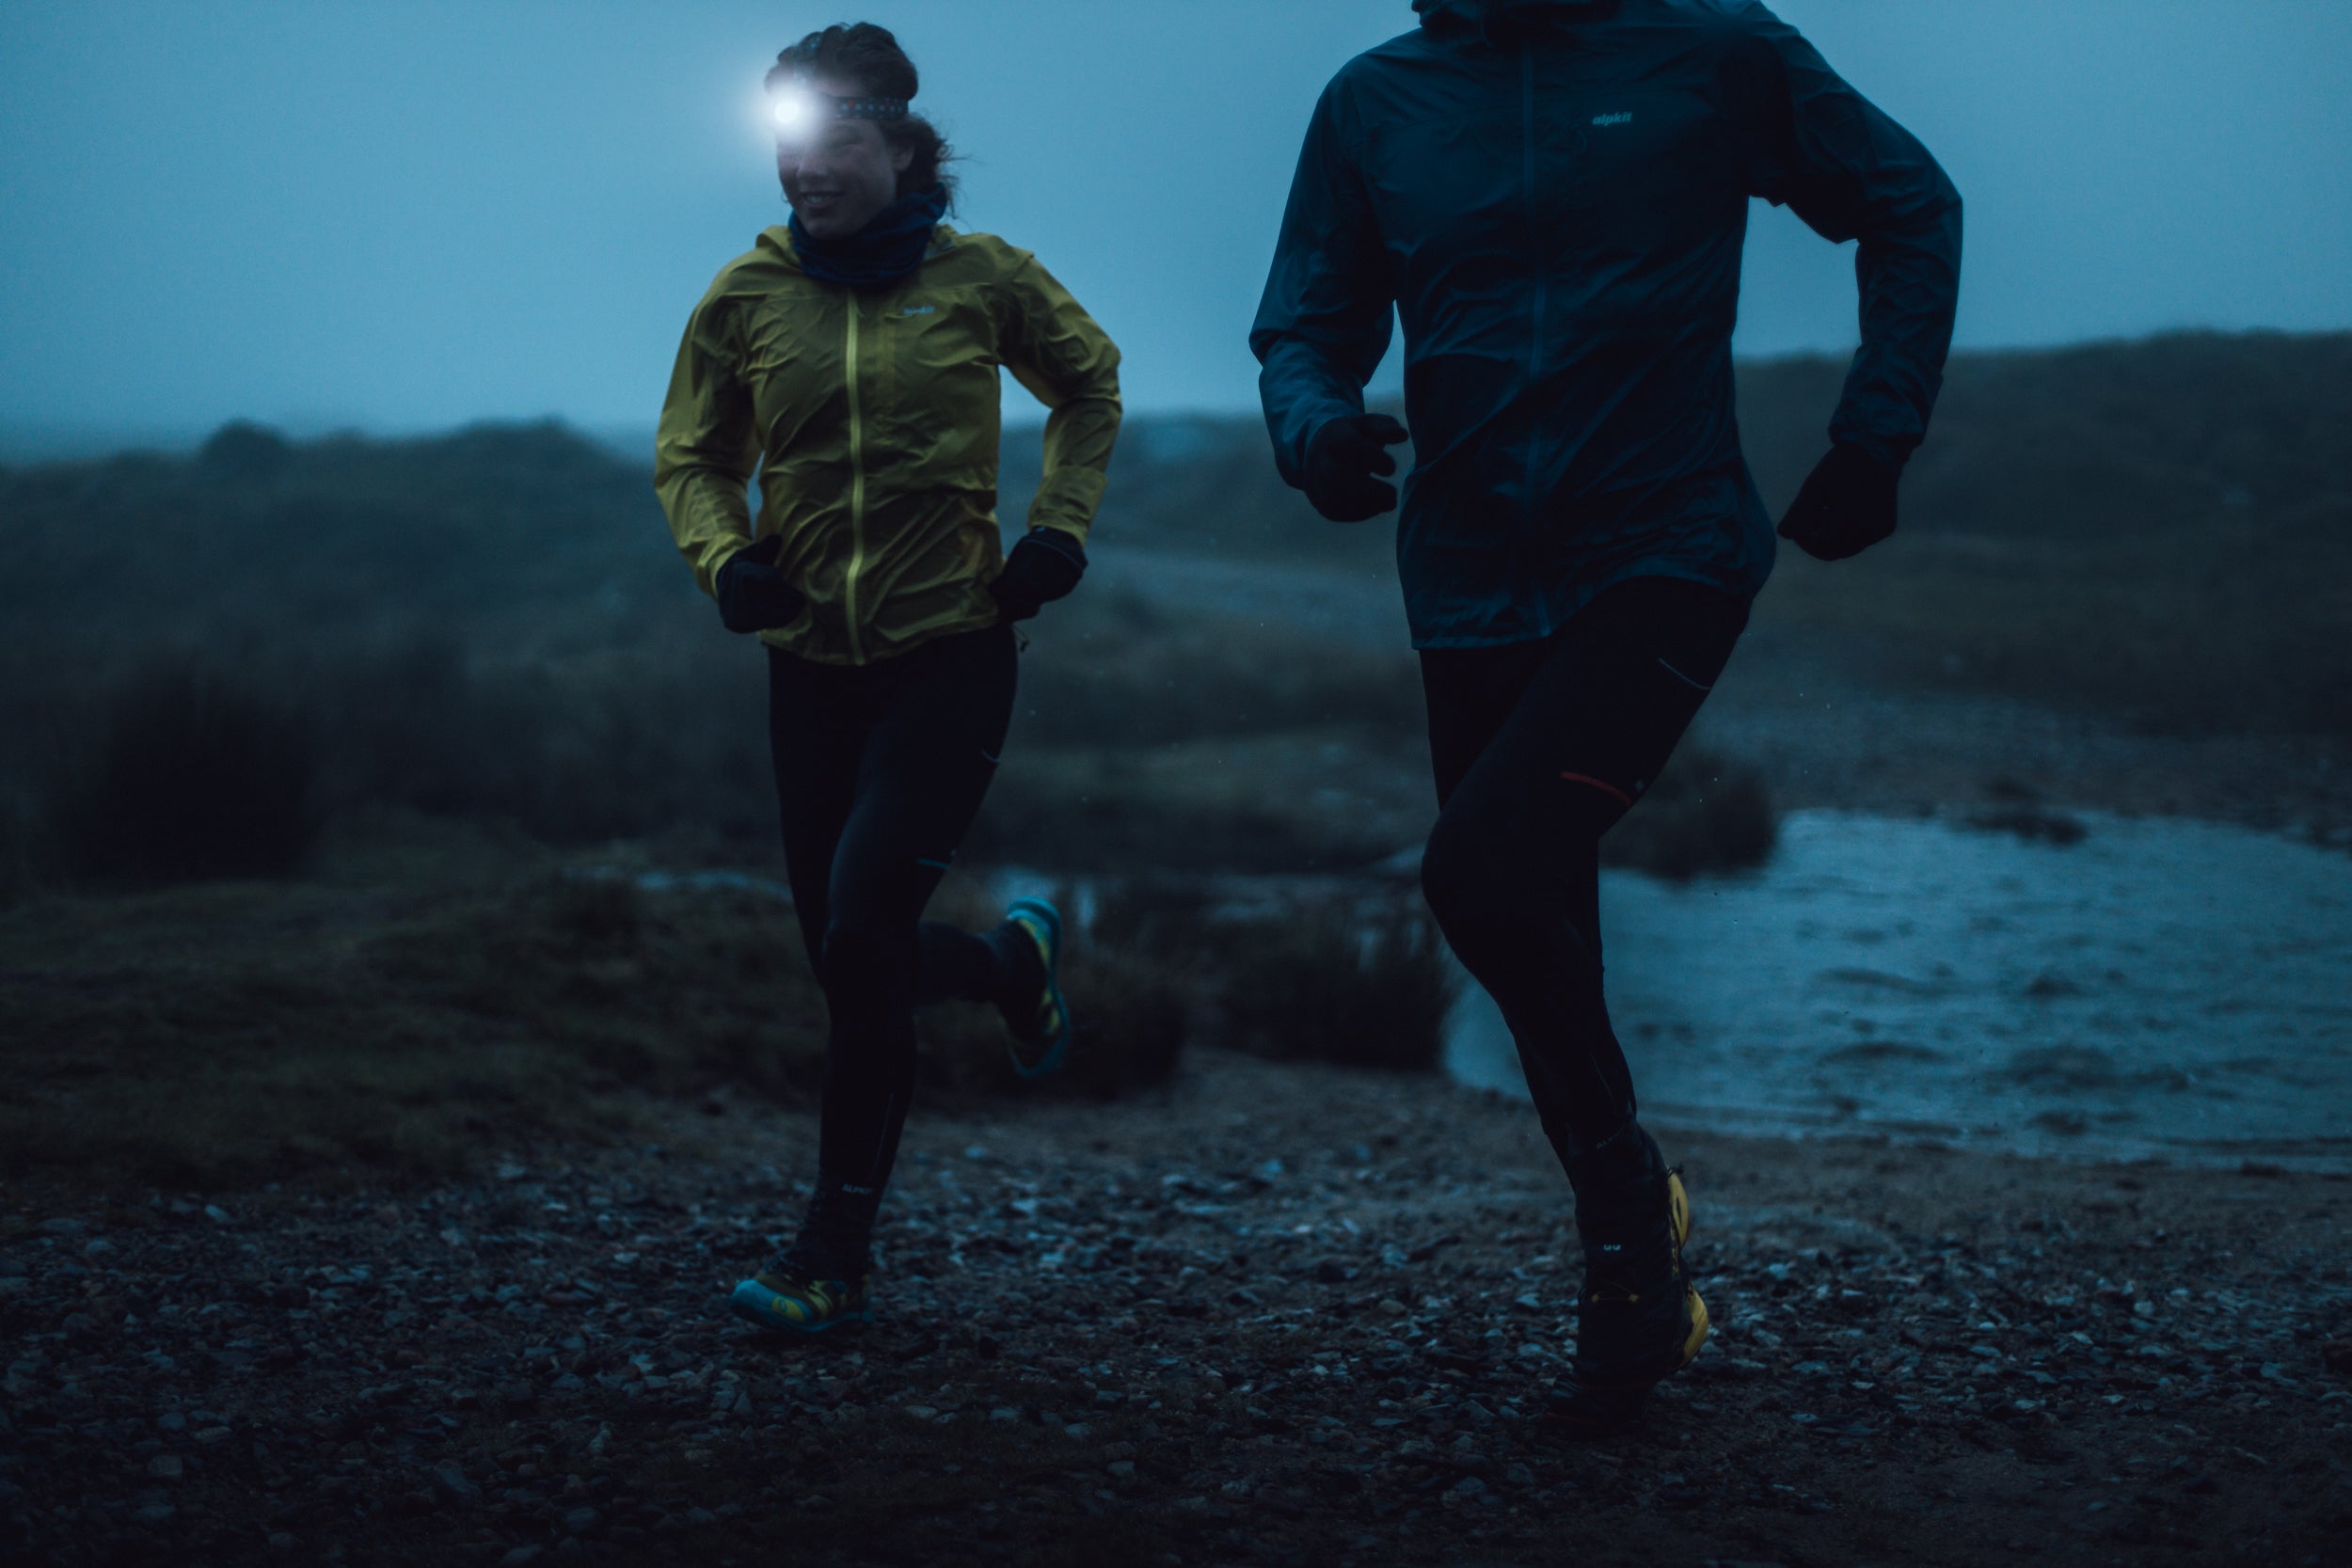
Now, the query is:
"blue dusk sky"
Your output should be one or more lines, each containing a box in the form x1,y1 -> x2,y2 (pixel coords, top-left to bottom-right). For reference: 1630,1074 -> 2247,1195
2,0 -> 2347,446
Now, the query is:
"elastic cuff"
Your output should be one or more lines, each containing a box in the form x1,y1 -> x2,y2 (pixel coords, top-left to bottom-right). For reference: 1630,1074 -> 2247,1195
1831,433 -> 1908,473
1024,525 -> 1089,567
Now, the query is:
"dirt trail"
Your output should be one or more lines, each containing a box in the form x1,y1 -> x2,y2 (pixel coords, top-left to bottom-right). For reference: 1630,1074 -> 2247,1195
7,1052 -> 2349,1566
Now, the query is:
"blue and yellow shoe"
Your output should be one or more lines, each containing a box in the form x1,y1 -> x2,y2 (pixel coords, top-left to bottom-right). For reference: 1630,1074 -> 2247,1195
1001,896 -> 1072,1080
727,1267 -> 874,1336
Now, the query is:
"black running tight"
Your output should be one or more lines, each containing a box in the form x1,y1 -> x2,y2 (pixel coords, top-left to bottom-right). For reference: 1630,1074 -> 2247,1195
1418,575 -> 1749,1165
768,625 -> 1019,1196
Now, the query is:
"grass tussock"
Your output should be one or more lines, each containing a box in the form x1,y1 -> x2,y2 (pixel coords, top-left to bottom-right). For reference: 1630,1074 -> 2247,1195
1214,900 -> 1457,1072
1012,587 -> 1424,747
0,869 -> 1199,1193
46,664 -> 320,886
916,877 -> 1195,1100
0,876 -> 809,1191
1602,745 -> 1778,879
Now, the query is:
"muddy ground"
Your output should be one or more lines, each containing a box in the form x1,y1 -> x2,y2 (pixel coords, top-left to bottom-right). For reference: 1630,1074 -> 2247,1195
6,1050 -> 2349,1567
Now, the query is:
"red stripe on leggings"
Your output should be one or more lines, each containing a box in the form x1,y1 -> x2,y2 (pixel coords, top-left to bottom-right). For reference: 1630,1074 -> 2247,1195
1559,770 -> 1633,806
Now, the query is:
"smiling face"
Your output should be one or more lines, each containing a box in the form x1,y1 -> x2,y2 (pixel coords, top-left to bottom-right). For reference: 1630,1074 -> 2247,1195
774,75 -> 914,241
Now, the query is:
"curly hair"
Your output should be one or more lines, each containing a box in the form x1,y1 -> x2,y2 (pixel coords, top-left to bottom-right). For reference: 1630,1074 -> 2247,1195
766,23 -> 956,205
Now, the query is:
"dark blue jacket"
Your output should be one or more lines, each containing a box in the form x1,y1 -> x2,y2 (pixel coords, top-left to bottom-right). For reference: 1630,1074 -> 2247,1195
1252,0 -> 1962,647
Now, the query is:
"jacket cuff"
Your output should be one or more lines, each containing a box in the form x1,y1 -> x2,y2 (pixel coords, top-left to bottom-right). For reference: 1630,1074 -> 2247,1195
1022,526 -> 1089,568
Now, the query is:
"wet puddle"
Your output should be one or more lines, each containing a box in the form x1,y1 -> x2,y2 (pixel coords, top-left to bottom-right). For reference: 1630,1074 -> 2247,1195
1446,811 -> 2352,1170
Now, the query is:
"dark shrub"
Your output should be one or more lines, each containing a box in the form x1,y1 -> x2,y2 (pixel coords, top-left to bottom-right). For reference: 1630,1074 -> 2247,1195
914,878 -> 1195,1099
534,871 -> 646,949
0,784 -> 31,907
1601,745 -> 1776,879
1053,942 -> 1192,1096
51,666 -> 320,884
1220,900 -> 1455,1071
197,420 -> 293,482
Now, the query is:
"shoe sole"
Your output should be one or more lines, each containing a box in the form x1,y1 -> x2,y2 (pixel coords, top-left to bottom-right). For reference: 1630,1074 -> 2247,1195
726,1278 -> 873,1336
1004,897 -> 1071,1081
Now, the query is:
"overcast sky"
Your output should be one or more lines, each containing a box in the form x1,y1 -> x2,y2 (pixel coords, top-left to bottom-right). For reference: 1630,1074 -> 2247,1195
3,0 -> 2348,444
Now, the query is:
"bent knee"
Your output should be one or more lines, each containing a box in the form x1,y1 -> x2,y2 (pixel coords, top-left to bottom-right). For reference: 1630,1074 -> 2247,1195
818,921 -> 910,990
1422,814 -> 1521,926
1422,805 -> 1604,928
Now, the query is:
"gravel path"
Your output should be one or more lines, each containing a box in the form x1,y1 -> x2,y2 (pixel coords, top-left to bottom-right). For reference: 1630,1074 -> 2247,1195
7,1053 -> 2349,1566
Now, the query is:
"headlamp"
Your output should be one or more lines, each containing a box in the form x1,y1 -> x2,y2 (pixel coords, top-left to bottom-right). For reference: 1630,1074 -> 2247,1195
770,90 -> 817,132
768,86 -> 910,133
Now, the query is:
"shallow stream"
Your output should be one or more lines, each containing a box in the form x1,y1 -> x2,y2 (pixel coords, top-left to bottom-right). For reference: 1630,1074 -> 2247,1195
1446,810 -> 2352,1170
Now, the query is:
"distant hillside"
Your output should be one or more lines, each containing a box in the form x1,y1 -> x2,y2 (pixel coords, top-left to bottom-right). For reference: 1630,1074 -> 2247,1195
1736,333 -> 2352,733
1,329 -> 2345,736
1004,328 -> 2352,563
1736,329 -> 2352,535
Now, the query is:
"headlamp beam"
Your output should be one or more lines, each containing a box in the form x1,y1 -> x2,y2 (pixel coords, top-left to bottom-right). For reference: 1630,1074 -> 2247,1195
768,87 -> 910,132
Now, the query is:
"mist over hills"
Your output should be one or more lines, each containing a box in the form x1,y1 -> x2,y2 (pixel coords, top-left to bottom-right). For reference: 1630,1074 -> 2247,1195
1,329 -> 2345,885
5,328 -> 2344,714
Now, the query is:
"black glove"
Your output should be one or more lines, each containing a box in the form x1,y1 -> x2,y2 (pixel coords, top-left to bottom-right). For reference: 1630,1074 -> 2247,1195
714,534 -> 806,633
989,527 -> 1087,622
1302,413 -> 1408,522
1777,442 -> 1900,562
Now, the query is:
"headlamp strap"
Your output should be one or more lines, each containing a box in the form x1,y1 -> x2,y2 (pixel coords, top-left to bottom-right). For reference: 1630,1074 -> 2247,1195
831,95 -> 908,121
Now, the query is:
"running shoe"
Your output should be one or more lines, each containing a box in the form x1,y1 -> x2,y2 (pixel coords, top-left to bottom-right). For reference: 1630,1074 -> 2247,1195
727,1266 -> 873,1336
1545,1157 -> 1709,1434
999,896 -> 1072,1080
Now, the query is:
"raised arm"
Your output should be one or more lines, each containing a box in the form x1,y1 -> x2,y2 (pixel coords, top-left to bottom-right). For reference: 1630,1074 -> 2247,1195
653,287 -> 761,598
1250,79 -> 1397,495
1000,257 -> 1122,547
1735,11 -> 1963,467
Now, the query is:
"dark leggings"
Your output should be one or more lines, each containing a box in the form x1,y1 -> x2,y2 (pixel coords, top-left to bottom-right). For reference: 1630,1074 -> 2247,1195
1419,576 -> 1749,1166
768,625 -> 1018,1195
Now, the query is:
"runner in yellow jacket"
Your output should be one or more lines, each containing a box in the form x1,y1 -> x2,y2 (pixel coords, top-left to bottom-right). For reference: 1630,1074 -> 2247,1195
655,170 -> 1120,666
653,22 -> 1121,1336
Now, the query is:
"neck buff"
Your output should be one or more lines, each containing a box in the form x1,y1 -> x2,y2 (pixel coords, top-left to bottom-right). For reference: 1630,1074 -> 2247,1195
1414,0 -> 1612,37
789,185 -> 949,293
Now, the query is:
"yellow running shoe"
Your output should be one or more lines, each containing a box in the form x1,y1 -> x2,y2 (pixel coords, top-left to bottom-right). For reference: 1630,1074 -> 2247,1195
728,1267 -> 873,1336
1546,1150 -> 1708,1434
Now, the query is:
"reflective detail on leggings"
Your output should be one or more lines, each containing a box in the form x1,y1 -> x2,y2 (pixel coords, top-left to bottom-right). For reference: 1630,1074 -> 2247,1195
768,623 -> 1019,1202
1656,656 -> 1713,691
1418,577 -> 1749,1162
1559,770 -> 1634,806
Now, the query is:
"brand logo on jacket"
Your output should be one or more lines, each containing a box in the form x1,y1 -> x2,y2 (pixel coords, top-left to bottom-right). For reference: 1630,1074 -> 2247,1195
1592,112 -> 1633,126
896,305 -> 937,318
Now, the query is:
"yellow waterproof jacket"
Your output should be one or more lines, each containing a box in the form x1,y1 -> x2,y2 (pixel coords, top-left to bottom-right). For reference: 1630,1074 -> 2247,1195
655,224 -> 1121,665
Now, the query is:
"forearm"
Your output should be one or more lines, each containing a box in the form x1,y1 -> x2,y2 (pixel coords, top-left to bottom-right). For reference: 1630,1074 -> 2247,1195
1251,80 -> 1392,494
1743,20 -> 1963,467
1836,199 -> 1963,466
654,464 -> 755,598
1028,394 -> 1120,544
1255,336 -> 1372,490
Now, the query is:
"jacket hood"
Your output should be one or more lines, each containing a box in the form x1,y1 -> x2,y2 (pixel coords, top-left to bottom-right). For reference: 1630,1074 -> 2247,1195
1411,0 -> 1618,21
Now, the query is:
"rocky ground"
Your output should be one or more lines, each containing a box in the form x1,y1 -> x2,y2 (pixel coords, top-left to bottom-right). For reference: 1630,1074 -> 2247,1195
6,1051 -> 2351,1567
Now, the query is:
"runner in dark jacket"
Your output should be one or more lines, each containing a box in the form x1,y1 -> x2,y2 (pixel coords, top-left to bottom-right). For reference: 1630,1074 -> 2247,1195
1253,0 -> 1960,1432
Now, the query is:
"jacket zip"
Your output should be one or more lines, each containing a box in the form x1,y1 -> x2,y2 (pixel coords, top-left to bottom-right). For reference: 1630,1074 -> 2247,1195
842,298 -> 869,663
